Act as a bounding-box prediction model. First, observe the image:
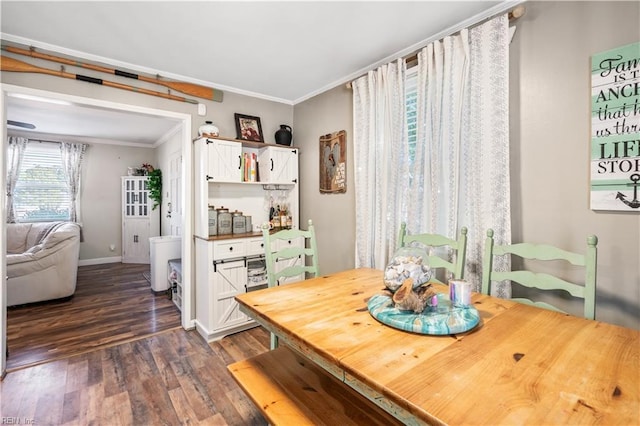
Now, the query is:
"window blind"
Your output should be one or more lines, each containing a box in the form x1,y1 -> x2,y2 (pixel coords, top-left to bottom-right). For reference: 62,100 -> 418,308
13,142 -> 71,222
405,68 -> 418,181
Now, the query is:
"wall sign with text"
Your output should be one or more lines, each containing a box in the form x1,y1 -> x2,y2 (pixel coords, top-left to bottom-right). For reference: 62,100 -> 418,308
590,41 -> 640,211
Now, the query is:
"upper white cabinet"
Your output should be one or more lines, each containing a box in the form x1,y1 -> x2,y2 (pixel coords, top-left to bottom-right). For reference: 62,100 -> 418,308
195,137 -> 298,185
206,139 -> 242,182
193,137 -> 299,239
258,146 -> 298,184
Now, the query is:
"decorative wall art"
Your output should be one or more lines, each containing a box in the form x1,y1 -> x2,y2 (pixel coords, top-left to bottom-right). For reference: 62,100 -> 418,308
235,113 -> 264,142
319,130 -> 347,193
590,41 -> 640,211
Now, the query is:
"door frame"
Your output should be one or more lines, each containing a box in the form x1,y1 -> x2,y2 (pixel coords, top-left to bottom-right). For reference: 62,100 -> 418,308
168,149 -> 183,236
0,83 -> 194,377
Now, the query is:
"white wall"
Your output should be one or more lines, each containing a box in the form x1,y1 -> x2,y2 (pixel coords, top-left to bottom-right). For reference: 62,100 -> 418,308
293,1 -> 640,330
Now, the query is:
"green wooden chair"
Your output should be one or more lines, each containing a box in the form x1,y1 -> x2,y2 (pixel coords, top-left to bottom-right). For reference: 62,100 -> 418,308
262,219 -> 320,349
397,222 -> 468,284
481,229 -> 598,320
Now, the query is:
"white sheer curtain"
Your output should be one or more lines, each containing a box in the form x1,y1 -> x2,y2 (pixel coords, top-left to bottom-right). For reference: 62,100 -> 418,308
462,16 -> 511,297
352,15 -> 511,296
352,60 -> 407,268
6,136 -> 28,223
59,142 -> 88,222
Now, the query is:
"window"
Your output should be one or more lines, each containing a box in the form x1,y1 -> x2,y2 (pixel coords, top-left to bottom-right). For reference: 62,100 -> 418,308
13,142 -> 71,222
405,67 -> 418,182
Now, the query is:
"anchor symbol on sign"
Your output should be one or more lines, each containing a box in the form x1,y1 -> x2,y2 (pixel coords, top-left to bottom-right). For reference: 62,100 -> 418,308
616,173 -> 640,209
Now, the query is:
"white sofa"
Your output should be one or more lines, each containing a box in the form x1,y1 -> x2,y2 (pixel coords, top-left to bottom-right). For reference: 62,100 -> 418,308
6,222 -> 81,306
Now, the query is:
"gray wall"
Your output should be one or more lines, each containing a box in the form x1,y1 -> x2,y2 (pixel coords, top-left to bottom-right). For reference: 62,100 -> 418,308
510,1 -> 639,329
294,1 -> 639,330
81,143 -> 154,261
294,85 -> 356,275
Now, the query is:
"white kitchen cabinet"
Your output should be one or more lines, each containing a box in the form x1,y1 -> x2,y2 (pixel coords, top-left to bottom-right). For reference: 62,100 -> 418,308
205,139 -> 242,182
194,137 -> 299,239
122,176 -> 159,263
193,137 -> 299,343
258,146 -> 299,184
195,238 -> 255,342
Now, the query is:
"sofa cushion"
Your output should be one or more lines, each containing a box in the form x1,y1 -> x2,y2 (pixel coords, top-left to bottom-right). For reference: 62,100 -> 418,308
26,222 -> 63,248
7,223 -> 32,254
25,244 -> 44,254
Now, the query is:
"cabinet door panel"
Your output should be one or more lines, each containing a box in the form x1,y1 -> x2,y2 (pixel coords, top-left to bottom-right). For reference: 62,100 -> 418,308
213,260 -> 248,328
123,219 -> 150,263
122,177 -> 150,217
208,140 -> 242,182
259,147 -> 298,184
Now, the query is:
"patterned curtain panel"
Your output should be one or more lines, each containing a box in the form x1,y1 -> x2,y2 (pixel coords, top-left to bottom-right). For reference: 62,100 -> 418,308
461,16 -> 511,297
352,60 -> 407,269
59,142 -> 88,222
352,14 -> 510,296
6,136 -> 28,223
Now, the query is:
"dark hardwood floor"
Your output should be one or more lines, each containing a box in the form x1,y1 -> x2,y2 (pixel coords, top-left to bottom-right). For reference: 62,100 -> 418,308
1,327 -> 270,425
3,262 -> 271,425
6,262 -> 182,371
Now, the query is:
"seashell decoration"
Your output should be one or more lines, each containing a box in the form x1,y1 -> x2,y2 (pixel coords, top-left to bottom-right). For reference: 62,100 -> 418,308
384,246 -> 432,292
392,278 -> 436,313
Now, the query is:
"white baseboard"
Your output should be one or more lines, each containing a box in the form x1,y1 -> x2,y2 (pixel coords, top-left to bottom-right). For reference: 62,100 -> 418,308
78,256 -> 122,266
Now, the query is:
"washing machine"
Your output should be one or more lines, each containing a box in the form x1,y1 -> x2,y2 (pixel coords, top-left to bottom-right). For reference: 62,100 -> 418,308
149,235 -> 181,292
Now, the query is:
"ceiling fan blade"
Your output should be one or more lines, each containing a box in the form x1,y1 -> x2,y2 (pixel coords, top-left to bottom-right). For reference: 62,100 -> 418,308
7,120 -> 36,129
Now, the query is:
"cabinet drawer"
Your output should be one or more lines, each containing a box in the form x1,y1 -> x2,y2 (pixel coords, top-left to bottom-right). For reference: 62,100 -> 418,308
276,236 -> 303,250
247,238 -> 266,256
213,240 -> 247,260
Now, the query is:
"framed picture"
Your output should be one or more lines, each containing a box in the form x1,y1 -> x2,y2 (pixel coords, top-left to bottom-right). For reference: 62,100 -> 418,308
235,113 -> 264,142
319,130 -> 347,193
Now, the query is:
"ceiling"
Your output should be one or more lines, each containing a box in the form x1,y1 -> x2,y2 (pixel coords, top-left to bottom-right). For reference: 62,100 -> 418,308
1,1 -> 512,145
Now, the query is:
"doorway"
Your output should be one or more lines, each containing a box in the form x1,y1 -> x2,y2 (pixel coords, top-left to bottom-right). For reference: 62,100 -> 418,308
1,84 -> 194,375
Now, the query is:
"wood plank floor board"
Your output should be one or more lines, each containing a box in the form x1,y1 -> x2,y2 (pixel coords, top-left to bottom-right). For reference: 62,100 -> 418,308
6,263 -> 181,371
3,262 -> 271,425
2,327 -> 271,425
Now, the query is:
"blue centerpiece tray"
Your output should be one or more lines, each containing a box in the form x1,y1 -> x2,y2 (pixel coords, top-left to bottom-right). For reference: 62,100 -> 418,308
367,292 -> 480,335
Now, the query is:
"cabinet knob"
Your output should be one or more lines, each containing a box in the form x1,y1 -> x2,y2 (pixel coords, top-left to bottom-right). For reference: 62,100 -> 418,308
229,247 -> 233,251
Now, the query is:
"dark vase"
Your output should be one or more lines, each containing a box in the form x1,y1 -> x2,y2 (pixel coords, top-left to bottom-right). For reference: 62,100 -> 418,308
274,125 -> 293,146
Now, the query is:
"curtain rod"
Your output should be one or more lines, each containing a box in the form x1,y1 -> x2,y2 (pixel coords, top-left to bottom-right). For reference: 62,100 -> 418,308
11,136 -> 64,144
345,4 -> 525,89
29,138 -> 63,144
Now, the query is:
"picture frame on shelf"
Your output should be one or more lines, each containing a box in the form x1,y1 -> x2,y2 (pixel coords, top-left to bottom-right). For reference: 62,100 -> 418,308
235,113 -> 264,142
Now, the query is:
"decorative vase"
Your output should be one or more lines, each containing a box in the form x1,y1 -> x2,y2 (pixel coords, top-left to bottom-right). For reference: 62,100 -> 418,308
199,121 -> 219,138
383,246 -> 432,292
274,124 -> 293,146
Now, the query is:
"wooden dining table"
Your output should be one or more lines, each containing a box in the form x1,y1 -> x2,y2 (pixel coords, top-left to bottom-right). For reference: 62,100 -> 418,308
235,268 -> 639,425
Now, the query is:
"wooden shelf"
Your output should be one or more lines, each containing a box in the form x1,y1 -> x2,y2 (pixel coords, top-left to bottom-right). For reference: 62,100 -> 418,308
194,135 -> 299,151
194,231 -> 262,242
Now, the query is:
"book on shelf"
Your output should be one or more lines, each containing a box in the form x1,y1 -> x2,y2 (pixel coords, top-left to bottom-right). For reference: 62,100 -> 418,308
242,152 -> 259,182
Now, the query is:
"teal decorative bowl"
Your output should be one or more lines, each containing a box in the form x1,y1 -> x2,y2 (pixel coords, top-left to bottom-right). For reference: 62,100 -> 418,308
368,292 -> 480,335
